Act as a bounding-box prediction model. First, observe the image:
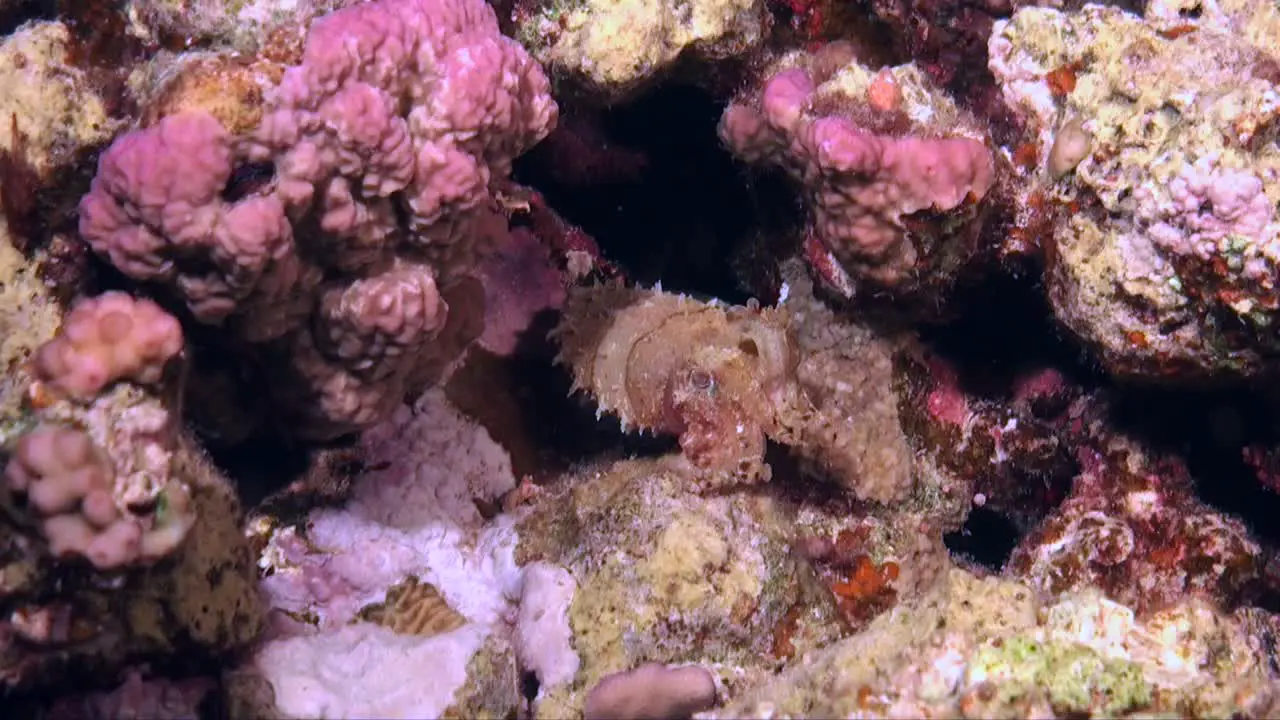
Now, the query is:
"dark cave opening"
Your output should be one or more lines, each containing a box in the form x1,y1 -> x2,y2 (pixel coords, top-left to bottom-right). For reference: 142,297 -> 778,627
944,506 -> 1021,572
512,82 -> 801,304
916,271 -> 1104,399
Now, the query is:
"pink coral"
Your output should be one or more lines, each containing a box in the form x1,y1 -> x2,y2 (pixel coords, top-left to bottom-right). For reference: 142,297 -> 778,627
78,0 -> 557,439
32,292 -> 184,402
720,55 -> 996,306
4,424 -> 193,570
76,115 -> 302,339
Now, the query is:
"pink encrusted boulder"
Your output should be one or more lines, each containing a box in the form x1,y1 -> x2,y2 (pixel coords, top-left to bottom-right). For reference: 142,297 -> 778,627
78,0 -> 558,440
720,45 -> 1000,314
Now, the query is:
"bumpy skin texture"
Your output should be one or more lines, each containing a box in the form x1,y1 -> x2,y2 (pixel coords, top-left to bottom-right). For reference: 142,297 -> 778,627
555,284 -> 806,489
990,5 -> 1280,379
719,46 -> 998,312
778,261 -> 917,504
555,275 -> 923,503
79,0 -> 558,439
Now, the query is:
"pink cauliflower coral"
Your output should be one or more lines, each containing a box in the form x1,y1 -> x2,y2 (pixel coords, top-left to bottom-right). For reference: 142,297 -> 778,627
720,50 -> 998,310
78,0 -> 558,439
5,424 -> 193,570
32,291 -> 184,402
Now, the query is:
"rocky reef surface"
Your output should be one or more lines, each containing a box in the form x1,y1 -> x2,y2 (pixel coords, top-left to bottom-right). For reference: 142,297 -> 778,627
3,0 -> 1280,717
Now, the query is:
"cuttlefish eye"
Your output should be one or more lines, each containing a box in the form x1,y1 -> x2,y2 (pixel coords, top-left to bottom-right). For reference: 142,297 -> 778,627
688,368 -> 715,391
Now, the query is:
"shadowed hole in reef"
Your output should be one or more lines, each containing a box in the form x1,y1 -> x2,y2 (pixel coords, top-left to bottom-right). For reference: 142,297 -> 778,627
919,273 -> 1091,563
0,0 -> 52,37
520,670 -> 540,704
917,272 -> 1103,397
945,506 -> 1021,571
924,266 -> 1280,588
1101,384 -> 1280,611
1105,384 -> 1280,548
513,82 -> 798,303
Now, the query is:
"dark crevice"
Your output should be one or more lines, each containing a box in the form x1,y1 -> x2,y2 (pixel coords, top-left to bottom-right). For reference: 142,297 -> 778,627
0,0 -> 52,36
1104,384 -> 1280,547
945,506 -> 1020,571
916,272 -> 1104,398
445,312 -> 679,476
514,83 -> 799,304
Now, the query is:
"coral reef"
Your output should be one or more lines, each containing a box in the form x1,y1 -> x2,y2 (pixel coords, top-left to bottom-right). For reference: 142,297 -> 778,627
0,21 -> 120,185
513,456 -> 849,717
510,0 -> 769,100
1,295 -> 261,693
8,0 -> 1280,714
9,293 -> 191,570
1008,396 -> 1264,615
122,0 -> 355,56
712,568 -> 1280,717
895,351 -> 1079,532
0,238 -> 63,421
31,291 -> 183,402
0,18 -> 130,300
236,389 -> 544,717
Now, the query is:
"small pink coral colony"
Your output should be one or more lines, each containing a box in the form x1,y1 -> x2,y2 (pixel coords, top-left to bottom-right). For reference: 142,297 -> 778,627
31,292 -> 183,401
77,0 -> 557,439
720,45 -> 996,307
9,292 -> 191,570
